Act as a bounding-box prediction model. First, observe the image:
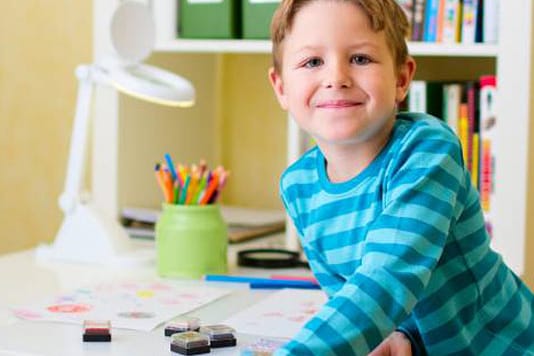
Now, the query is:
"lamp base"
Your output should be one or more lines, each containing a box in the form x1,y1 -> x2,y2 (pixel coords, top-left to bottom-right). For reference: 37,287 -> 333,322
36,202 -> 153,266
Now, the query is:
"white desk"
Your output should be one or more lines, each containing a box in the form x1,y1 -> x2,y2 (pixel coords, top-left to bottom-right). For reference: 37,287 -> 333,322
0,236 -> 311,356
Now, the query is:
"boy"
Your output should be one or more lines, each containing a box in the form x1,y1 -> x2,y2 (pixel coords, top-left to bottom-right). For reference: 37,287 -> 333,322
268,0 -> 534,355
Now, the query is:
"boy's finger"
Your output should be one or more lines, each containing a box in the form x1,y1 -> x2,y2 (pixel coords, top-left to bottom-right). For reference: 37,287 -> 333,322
368,332 -> 412,356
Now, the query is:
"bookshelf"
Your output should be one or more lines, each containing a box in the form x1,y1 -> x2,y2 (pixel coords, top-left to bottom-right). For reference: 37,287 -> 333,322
92,0 -> 533,275
154,39 -> 499,57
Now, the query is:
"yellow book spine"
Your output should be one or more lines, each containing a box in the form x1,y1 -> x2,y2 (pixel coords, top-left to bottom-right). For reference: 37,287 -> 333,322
458,104 -> 469,165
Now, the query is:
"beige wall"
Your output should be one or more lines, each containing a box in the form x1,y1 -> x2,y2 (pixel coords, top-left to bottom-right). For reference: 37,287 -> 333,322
0,1 -> 91,254
218,54 -> 287,210
523,19 -> 534,290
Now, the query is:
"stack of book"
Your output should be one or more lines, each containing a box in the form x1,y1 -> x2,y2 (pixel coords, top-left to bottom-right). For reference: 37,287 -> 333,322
397,0 -> 499,43
122,205 -> 286,243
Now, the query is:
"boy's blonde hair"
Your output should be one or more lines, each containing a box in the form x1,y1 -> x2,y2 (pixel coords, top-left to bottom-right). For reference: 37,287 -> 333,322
270,0 -> 410,73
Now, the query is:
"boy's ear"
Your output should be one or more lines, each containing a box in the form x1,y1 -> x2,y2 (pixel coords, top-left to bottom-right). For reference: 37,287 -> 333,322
395,56 -> 416,103
268,67 -> 288,110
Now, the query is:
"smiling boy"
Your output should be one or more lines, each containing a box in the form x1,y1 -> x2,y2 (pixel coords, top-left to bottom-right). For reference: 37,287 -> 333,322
268,0 -> 534,355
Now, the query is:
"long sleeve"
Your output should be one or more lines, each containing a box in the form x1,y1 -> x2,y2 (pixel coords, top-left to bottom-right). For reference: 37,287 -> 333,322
276,121 -> 465,355
396,314 -> 426,356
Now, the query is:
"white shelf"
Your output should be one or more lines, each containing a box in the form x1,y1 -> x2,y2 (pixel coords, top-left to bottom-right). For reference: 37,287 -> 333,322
155,39 -> 272,53
408,42 -> 498,57
155,39 -> 499,57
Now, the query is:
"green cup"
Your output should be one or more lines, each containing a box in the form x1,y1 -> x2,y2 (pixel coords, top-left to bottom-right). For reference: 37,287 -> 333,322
155,203 -> 228,279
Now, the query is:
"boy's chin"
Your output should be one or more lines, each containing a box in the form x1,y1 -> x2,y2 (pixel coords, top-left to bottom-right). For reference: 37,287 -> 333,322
317,124 -> 391,146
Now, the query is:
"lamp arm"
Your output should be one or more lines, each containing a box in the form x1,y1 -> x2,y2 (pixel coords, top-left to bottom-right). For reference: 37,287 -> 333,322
58,65 -> 95,214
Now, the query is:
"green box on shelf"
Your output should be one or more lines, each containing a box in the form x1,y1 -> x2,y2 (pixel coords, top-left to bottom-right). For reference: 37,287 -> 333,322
179,0 -> 240,39
242,0 -> 281,39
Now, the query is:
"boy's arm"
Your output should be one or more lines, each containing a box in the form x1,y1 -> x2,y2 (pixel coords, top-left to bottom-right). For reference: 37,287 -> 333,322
276,126 -> 464,355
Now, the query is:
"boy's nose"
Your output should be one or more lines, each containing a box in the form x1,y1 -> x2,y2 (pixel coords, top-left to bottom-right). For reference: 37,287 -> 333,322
323,62 -> 352,89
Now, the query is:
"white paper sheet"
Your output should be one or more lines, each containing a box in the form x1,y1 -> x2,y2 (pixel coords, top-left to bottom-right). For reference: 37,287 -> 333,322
11,280 -> 230,331
222,289 -> 327,338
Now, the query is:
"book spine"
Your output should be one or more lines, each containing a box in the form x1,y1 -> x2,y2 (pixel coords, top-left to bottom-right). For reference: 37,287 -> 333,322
458,103 -> 469,167
423,0 -> 440,42
471,132 -> 480,189
397,0 -> 415,39
442,83 -> 462,133
479,75 -> 497,237
465,81 -> 480,174
436,0 -> 446,42
475,0 -> 484,42
426,82 -> 444,118
461,0 -> 479,43
409,81 -> 427,112
412,0 -> 426,41
442,0 -> 462,43
483,0 -> 499,43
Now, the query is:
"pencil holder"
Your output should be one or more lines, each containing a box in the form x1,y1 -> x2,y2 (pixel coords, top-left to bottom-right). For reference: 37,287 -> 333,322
156,203 -> 228,279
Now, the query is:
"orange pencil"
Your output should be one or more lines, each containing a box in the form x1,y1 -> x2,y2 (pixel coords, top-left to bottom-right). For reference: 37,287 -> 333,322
208,170 -> 230,204
162,168 -> 174,203
155,164 -> 172,203
199,173 -> 220,205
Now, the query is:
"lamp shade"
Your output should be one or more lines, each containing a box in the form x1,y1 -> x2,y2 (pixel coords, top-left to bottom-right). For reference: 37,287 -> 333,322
108,0 -> 195,107
108,63 -> 195,107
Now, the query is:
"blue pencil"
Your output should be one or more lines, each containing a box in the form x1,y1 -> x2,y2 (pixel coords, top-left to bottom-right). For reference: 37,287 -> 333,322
249,282 -> 321,290
204,274 -> 318,288
164,153 -> 178,182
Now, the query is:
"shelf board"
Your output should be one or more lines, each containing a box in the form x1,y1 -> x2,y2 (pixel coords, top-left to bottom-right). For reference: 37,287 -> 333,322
408,42 -> 499,57
155,39 -> 499,57
155,39 -> 272,53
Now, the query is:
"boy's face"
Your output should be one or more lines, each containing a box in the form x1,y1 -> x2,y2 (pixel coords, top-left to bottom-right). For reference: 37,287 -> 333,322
269,1 -> 414,148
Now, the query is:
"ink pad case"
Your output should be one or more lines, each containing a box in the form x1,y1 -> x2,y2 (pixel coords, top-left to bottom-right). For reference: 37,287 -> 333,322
170,331 -> 210,355
82,320 -> 112,342
165,316 -> 201,336
199,324 -> 236,348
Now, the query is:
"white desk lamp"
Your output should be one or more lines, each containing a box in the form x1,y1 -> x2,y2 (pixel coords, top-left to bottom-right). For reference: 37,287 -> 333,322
36,1 -> 195,265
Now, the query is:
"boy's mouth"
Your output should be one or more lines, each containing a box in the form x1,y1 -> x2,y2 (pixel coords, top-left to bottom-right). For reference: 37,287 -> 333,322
315,100 -> 362,108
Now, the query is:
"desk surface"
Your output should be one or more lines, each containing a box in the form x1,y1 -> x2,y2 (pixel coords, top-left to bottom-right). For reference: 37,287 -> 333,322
0,235 -> 311,356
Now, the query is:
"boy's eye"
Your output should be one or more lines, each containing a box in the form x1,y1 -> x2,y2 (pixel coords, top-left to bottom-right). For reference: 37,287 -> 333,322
351,55 -> 371,65
304,58 -> 323,68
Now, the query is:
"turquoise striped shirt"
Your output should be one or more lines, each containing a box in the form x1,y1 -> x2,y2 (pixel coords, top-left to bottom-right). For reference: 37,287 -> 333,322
277,113 -> 534,355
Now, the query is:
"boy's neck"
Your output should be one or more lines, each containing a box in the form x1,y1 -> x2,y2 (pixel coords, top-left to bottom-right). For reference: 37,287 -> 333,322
322,118 -> 394,183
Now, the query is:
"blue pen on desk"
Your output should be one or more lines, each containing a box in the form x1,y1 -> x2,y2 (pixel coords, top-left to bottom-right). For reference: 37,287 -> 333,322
204,275 -> 319,289
249,282 -> 321,290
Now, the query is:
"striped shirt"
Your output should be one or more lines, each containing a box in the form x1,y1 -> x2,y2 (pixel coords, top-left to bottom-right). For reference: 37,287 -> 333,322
277,113 -> 534,355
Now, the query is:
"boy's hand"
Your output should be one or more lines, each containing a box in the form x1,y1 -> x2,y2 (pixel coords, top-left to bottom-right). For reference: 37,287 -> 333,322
368,331 -> 412,356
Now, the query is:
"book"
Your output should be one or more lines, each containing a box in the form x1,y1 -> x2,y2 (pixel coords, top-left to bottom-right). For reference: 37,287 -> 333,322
423,0 -> 441,42
442,83 -> 462,134
458,103 -> 469,167
412,0 -> 426,41
122,205 -> 286,243
436,0 -> 446,42
441,0 -> 462,43
461,0 -> 480,43
408,80 -> 444,118
478,75 -> 497,237
464,81 -> 480,174
483,0 -> 499,43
